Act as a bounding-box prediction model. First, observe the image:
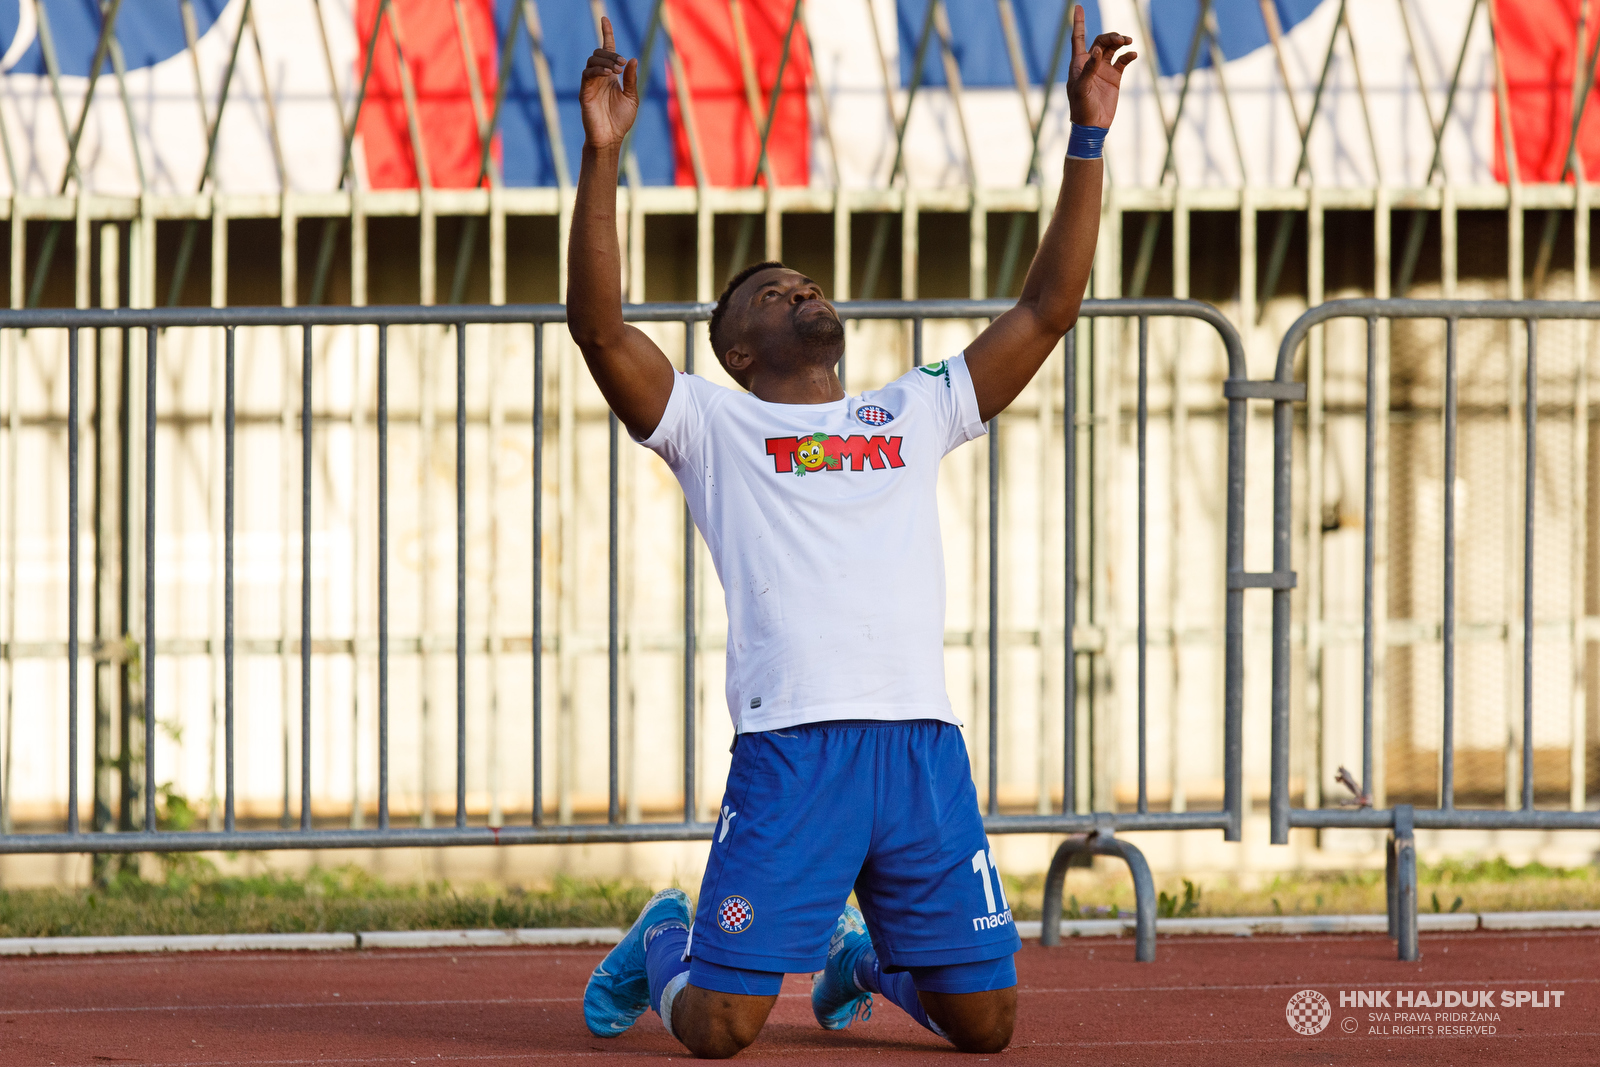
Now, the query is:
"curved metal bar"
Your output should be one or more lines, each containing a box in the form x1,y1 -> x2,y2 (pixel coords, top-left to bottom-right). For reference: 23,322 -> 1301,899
1038,832 -> 1156,962
1276,298 -> 1600,382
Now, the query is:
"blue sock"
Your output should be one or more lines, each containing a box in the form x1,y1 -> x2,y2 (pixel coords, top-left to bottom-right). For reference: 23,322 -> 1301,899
852,946 -> 944,1037
645,922 -> 691,1014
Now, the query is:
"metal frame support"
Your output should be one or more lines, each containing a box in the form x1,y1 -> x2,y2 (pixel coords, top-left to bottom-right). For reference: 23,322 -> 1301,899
0,295 -> 1245,856
1386,803 -> 1419,961
1038,826 -> 1156,962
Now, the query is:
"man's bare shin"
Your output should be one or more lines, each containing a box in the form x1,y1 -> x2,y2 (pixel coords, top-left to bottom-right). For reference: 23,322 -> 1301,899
669,986 -> 777,1059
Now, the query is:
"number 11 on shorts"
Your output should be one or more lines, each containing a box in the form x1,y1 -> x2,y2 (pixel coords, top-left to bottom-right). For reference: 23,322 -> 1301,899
970,847 -> 1009,914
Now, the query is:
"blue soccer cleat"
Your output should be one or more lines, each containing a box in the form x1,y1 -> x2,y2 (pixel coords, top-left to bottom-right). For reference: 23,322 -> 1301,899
583,887 -> 692,1037
811,905 -> 874,1030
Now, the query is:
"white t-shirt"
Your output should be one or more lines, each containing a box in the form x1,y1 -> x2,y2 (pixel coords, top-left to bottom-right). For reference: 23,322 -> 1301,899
636,354 -> 988,733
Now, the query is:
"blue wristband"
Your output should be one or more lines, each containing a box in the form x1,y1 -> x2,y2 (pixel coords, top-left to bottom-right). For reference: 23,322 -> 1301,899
1066,123 -> 1108,160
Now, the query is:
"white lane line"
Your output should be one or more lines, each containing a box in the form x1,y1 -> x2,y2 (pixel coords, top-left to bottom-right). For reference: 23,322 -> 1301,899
34,1034 -> 1600,1067
1021,1030 -> 1600,1049
1038,929 -> 1600,948
5,977 -> 1594,1014
0,994 -> 833,1016
36,1055 -> 629,1067
0,948 -> 607,969
0,997 -> 582,1016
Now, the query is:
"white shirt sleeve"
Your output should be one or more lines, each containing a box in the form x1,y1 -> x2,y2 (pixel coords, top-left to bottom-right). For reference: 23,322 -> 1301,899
904,353 -> 988,455
632,371 -> 720,470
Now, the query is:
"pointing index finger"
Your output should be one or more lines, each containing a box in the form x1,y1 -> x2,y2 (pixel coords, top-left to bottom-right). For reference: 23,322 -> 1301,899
1072,4 -> 1086,55
601,15 -> 615,54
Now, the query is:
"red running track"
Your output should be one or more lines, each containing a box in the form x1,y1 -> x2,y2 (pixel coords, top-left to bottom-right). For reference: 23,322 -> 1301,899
1,930 -> 1595,1065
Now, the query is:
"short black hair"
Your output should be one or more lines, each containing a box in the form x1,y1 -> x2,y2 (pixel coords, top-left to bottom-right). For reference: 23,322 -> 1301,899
709,260 -> 785,385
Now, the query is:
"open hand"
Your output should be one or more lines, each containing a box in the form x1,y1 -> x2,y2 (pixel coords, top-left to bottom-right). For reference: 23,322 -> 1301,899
580,16 -> 638,151
1067,6 -> 1135,129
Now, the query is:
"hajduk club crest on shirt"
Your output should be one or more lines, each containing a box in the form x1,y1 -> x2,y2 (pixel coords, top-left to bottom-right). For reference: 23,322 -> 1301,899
718,895 -> 754,933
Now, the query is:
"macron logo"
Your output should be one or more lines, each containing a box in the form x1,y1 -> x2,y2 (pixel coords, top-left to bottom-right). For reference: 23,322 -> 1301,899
718,806 -> 737,843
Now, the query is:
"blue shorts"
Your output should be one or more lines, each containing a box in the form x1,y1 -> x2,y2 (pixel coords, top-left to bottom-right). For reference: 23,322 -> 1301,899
686,719 -> 1020,986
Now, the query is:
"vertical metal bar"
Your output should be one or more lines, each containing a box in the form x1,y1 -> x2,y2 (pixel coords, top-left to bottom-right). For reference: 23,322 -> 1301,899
683,320 -> 696,825
1270,367 -> 1295,843
1363,317 -> 1377,799
1523,318 -> 1536,811
1064,326 -> 1076,815
1222,378 -> 1246,840
1371,196 -> 1391,810
532,323 -> 544,827
301,324 -> 313,831
1442,318 -> 1458,810
418,324 -> 434,828
225,326 -> 236,833
207,203 -> 225,833
456,323 -> 467,829
378,324 -> 389,831
913,317 -> 923,369
609,410 -> 620,825
988,411 -> 1000,817
1573,187 -> 1591,816
1136,317 -> 1148,814
68,328 -> 79,833
144,327 -> 156,833
1169,207 -> 1192,820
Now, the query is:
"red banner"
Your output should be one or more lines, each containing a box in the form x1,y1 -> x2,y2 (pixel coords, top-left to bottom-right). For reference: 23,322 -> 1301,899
1494,0 -> 1600,183
355,0 -> 500,190
665,0 -> 812,188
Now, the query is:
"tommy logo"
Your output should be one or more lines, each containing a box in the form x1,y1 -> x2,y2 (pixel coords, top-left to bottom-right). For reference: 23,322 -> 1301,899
766,434 -> 905,475
718,805 -> 737,842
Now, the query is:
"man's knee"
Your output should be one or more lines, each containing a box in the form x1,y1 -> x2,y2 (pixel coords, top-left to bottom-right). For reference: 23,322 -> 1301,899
680,1014 -> 763,1060
921,987 -> 1017,1054
674,986 -> 775,1059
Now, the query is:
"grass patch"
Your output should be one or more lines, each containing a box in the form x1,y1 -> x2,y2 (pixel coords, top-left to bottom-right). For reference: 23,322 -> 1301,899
0,859 -> 659,939
1002,858 -> 1600,921
1,857 -> 1594,938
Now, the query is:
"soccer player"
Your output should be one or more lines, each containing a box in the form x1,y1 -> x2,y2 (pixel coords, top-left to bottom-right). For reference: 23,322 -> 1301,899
570,8 -> 1133,1058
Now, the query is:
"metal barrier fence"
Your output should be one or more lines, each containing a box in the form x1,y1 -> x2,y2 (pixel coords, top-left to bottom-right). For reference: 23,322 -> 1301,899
0,297 -> 1257,961
1271,299 -> 1600,960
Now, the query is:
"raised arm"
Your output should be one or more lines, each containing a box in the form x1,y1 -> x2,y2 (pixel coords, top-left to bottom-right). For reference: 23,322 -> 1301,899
964,8 -> 1134,423
567,17 -> 676,439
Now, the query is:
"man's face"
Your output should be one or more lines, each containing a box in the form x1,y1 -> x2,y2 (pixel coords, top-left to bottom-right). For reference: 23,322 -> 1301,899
732,267 -> 844,354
